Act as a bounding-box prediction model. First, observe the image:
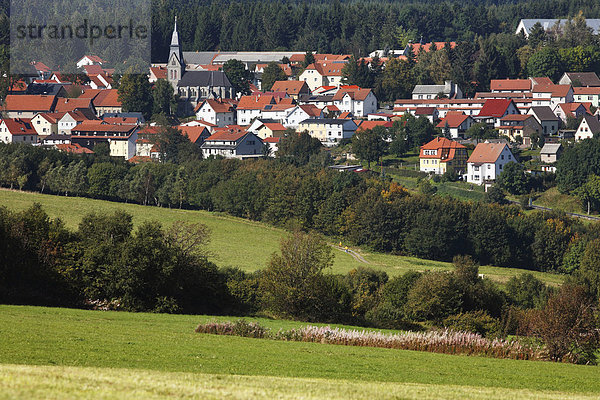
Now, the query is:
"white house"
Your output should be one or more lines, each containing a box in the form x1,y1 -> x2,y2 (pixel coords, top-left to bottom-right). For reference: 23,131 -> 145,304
532,84 -> 574,109
466,142 -> 516,185
0,118 -> 38,144
436,112 -> 475,139
412,81 -> 463,100
194,99 -> 236,127
70,121 -> 139,159
236,94 -> 277,125
284,105 -> 323,129
575,114 -> 600,141
297,118 -> 357,146
332,88 -> 377,117
475,99 -> 520,127
31,113 -> 60,136
76,55 -> 105,69
58,110 -> 96,135
201,128 -> 264,159
299,62 -> 345,91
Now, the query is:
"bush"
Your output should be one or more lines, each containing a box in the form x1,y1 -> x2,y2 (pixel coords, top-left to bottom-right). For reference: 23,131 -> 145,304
443,311 -> 501,337
404,272 -> 462,322
530,285 -> 600,364
506,273 -> 548,309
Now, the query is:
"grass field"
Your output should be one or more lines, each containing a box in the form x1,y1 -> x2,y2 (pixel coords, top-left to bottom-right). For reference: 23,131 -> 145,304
1,305 -> 599,399
0,189 -> 564,285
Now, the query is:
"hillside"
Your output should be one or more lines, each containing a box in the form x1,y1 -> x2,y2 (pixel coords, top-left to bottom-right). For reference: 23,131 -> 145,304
0,189 -> 564,285
1,306 -> 599,399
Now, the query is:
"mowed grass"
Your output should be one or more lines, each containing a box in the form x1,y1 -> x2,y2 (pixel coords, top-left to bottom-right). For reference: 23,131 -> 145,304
0,189 -> 564,285
1,306 -> 600,399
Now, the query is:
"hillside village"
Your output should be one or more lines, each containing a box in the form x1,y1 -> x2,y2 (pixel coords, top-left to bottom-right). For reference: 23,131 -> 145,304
8,3 -> 600,396
2,17 -> 600,191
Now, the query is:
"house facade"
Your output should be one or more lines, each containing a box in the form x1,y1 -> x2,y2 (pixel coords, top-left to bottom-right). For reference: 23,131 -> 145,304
0,118 -> 38,144
195,99 -> 236,127
200,129 -> 264,159
297,118 -> 357,146
575,115 -> 600,141
466,142 -> 516,185
419,137 -> 468,175
333,89 -> 378,117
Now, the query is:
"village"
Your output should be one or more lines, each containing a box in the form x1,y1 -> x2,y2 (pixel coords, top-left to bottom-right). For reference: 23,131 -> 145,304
1,18 -> 600,189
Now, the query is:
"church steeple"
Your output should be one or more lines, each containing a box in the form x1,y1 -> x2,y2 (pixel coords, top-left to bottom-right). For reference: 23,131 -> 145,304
168,16 -> 184,89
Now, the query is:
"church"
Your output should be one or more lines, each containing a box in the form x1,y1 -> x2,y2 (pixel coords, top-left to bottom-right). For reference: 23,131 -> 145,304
167,18 -> 236,115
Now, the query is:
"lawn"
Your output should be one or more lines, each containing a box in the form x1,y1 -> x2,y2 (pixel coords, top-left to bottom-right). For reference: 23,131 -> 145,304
0,189 -> 564,285
1,306 -> 599,399
532,187 -> 589,215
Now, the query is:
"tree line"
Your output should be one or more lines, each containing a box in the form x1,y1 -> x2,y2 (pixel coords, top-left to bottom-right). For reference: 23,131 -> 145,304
1,141 -> 599,274
2,206 -> 599,364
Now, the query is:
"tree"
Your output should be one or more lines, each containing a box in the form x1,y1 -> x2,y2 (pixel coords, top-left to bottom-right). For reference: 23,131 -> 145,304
223,59 -> 250,95
465,122 -> 497,142
277,130 -> 322,165
576,239 -> 600,300
302,51 -> 315,68
574,175 -> 600,214
527,47 -> 562,81
379,57 -> 413,101
118,73 -> 153,119
527,22 -> 547,48
530,285 -> 599,364
261,62 -> 287,91
260,231 -> 334,320
152,78 -> 177,116
506,273 -> 547,309
497,162 -> 529,195
484,185 -> 506,204
351,127 -> 386,168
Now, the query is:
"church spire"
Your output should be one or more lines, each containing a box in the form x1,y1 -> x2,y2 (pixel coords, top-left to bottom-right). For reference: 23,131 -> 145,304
170,16 -> 180,47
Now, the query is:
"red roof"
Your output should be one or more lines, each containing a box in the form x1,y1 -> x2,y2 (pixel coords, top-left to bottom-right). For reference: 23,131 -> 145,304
271,80 -> 308,95
490,79 -> 531,92
206,127 -> 248,141
56,143 -> 94,154
436,112 -> 470,128
91,89 -> 121,107
356,120 -> 393,131
478,99 -> 516,118
419,137 -> 466,163
103,117 -> 138,125
574,87 -> 600,95
332,88 -> 373,101
84,65 -> 104,75
1,118 -> 37,135
72,121 -> 136,134
195,99 -> 235,113
531,77 -> 553,86
32,62 -> 50,73
4,95 -> 57,112
298,104 -> 322,117
263,137 -> 280,143
237,94 -> 276,110
468,143 -> 509,164
150,66 -> 167,80
532,84 -> 572,97
54,98 -> 93,113
178,126 -> 209,143
415,107 -> 436,115
411,42 -> 456,56
263,122 -> 287,131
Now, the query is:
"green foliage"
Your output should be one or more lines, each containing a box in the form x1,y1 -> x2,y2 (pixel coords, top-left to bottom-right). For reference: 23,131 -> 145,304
574,174 -> 600,213
261,62 -> 287,92
484,185 -> 507,205
443,311 -> 500,337
276,130 -> 322,166
118,74 -> 153,119
506,273 -> 548,309
497,162 -> 530,195
260,231 -> 337,321
351,127 -> 387,168
223,59 -> 250,95
527,47 -> 562,81
556,138 -> 600,193
152,78 -> 177,116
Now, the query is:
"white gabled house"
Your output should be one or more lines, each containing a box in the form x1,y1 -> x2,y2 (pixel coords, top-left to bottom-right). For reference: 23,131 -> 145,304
0,118 -> 39,144
284,105 -> 323,129
466,142 -> 516,185
201,128 -> 264,159
194,99 -> 236,127
575,114 -> 600,141
332,88 -> 377,117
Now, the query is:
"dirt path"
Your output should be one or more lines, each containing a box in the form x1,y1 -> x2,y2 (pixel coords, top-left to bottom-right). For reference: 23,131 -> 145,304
331,245 -> 369,264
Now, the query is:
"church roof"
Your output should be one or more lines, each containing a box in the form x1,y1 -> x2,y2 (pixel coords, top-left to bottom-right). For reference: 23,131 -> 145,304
170,17 -> 180,47
177,70 -> 233,88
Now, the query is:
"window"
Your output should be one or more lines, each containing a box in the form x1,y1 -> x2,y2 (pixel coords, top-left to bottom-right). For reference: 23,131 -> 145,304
474,166 -> 479,171
487,164 -> 491,169
501,155 -> 504,160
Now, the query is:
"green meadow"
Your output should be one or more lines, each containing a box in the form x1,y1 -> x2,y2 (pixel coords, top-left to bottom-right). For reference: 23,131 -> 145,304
1,306 -> 599,399
0,189 -> 564,285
